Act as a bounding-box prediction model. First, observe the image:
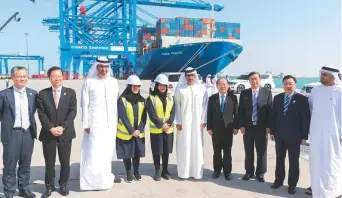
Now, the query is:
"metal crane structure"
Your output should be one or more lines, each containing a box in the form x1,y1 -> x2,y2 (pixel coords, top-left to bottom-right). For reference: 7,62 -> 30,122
0,12 -> 21,33
42,0 -> 223,79
0,54 -> 44,74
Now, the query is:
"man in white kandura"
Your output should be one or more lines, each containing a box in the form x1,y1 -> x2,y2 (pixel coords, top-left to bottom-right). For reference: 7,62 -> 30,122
174,67 -> 207,179
80,56 -> 121,191
309,65 -> 342,198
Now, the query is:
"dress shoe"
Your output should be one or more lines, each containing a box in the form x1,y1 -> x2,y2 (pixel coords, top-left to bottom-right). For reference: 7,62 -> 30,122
161,169 -> 171,180
154,169 -> 162,181
114,175 -> 122,183
288,186 -> 296,194
126,170 -> 134,183
271,183 -> 283,189
305,187 -> 312,195
212,172 -> 220,179
59,187 -> 69,196
18,189 -> 36,198
178,176 -> 186,181
5,194 -> 13,198
256,175 -> 265,182
134,172 -> 142,181
225,174 -> 232,181
242,173 -> 253,181
41,187 -> 56,198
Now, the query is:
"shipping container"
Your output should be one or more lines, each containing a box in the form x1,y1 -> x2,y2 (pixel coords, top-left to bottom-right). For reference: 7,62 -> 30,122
155,17 -> 240,40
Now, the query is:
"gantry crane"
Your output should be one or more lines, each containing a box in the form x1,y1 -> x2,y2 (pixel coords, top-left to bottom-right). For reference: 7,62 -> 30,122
0,54 -> 44,74
42,0 -> 223,79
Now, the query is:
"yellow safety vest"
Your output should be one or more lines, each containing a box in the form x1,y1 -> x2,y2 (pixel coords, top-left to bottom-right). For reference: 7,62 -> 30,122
117,97 -> 145,140
149,95 -> 174,134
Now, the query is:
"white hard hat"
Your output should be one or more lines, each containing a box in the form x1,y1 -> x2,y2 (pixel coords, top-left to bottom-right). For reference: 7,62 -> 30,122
127,75 -> 142,86
154,74 -> 168,85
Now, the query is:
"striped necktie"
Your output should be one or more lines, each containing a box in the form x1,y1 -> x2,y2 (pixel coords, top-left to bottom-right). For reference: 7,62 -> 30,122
252,91 -> 258,121
283,95 -> 290,114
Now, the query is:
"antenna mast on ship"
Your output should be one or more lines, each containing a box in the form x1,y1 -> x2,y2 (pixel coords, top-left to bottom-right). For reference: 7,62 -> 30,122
210,1 -> 214,40
209,0 -> 217,40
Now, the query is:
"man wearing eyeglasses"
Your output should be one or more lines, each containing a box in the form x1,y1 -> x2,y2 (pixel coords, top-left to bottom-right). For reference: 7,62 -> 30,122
0,66 -> 38,198
237,71 -> 273,183
270,75 -> 310,194
207,78 -> 239,181
37,66 -> 77,197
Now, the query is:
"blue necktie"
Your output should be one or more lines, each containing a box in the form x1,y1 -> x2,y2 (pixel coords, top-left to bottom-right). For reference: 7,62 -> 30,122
284,95 -> 290,114
252,91 -> 258,121
221,95 -> 225,113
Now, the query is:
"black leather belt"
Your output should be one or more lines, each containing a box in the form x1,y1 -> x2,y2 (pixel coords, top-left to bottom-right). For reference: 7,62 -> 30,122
13,127 -> 27,132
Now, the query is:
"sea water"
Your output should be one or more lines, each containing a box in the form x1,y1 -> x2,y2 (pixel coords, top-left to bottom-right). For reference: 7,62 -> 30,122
229,77 -> 320,89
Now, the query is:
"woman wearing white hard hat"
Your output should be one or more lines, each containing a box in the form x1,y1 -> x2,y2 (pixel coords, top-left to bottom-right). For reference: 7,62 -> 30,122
116,75 -> 147,183
146,74 -> 175,181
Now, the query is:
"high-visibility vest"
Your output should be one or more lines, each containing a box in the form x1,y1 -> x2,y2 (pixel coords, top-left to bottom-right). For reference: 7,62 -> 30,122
149,95 -> 174,134
117,97 -> 145,140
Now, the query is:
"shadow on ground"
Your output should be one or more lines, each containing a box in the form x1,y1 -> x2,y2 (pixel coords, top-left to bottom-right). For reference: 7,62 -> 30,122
0,162 -> 310,198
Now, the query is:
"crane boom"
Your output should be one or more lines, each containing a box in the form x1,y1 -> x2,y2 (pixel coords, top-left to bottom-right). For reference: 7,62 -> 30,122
0,12 -> 20,32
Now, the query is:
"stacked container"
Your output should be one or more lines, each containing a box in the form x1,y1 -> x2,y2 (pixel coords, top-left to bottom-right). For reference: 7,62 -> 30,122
155,17 -> 239,40
138,17 -> 240,50
156,18 -> 180,39
199,18 -> 216,38
215,22 -> 240,39
137,27 -> 157,55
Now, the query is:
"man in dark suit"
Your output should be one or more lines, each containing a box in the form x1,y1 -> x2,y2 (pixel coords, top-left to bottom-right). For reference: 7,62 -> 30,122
238,72 -> 273,182
37,66 -> 77,197
207,78 -> 239,180
270,75 -> 310,194
0,66 -> 37,198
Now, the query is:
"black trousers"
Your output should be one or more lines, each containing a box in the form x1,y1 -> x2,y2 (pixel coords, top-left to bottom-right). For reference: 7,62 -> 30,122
2,129 -> 34,196
275,139 -> 300,187
212,131 -> 233,175
243,125 -> 268,176
42,140 -> 72,188
152,154 -> 169,170
123,157 -> 140,174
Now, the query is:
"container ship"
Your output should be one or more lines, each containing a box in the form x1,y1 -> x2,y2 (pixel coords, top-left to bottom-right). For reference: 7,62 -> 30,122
135,17 -> 243,79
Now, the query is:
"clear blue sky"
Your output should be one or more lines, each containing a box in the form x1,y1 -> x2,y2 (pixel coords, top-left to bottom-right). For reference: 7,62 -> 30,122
0,0 -> 340,77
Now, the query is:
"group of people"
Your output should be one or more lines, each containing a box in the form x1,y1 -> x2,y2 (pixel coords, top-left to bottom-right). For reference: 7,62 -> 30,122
0,65 -> 77,198
0,55 -> 340,198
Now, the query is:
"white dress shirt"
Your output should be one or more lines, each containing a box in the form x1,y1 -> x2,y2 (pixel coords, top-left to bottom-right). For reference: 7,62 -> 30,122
13,86 -> 30,129
252,87 -> 260,97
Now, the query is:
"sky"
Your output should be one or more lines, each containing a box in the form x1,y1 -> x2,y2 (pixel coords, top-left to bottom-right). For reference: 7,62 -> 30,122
0,0 -> 341,77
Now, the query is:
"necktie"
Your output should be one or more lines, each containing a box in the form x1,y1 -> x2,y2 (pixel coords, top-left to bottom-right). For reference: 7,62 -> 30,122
284,95 -> 290,114
20,90 -> 29,129
54,89 -> 60,108
252,91 -> 258,121
221,95 -> 225,113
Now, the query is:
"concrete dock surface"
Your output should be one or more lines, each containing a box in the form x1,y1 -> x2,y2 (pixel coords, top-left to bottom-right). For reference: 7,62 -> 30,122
0,80 -> 311,198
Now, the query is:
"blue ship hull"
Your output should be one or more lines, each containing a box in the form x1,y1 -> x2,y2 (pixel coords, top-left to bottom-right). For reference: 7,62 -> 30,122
136,41 -> 243,79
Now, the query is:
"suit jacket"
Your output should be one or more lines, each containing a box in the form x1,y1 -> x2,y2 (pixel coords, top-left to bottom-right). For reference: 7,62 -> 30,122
207,92 -> 239,132
270,92 -> 310,142
238,87 -> 273,131
37,86 -> 77,142
0,86 -> 38,143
